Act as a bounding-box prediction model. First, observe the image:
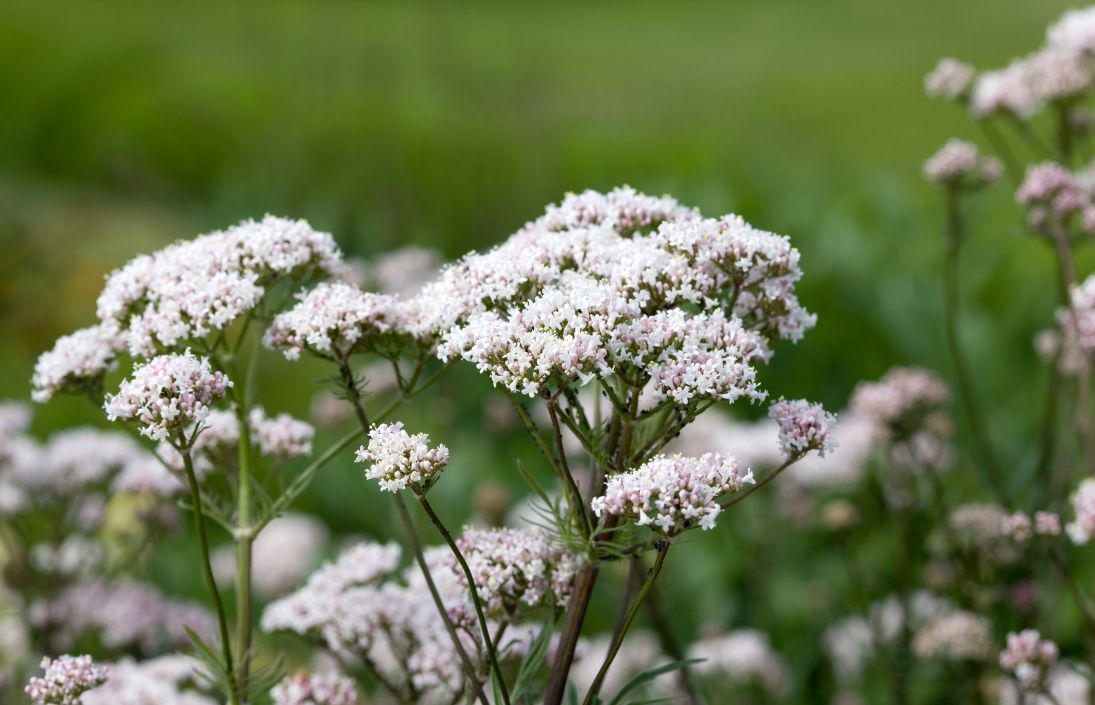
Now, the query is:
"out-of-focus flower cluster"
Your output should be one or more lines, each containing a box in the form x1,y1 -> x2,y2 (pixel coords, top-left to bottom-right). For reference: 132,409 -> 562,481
922,139 -> 1002,188
1000,629 -> 1059,690
270,672 -> 359,705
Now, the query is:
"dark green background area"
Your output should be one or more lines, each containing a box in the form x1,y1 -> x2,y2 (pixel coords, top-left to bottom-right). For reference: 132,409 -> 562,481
0,1 -> 1082,700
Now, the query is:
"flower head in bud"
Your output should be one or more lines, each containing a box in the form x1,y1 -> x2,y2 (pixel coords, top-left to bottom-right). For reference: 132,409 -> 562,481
768,398 -> 836,459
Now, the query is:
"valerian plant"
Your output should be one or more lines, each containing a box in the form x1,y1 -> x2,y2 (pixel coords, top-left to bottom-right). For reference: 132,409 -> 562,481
21,185 -> 832,704
20,6 -> 1095,705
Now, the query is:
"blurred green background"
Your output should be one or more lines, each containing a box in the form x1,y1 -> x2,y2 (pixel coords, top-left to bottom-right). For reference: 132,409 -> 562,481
0,0 -> 1083,699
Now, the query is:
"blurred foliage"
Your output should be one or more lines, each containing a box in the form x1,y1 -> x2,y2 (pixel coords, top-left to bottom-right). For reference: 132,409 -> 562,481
0,1 -> 1085,701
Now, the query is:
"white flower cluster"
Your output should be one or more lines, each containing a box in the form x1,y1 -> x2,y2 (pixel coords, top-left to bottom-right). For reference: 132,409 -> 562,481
264,282 -> 403,361
687,629 -> 790,697
424,188 -> 811,401
1000,629 -> 1059,690
925,58 -> 976,100
31,323 -> 123,403
30,536 -> 104,578
95,216 -> 341,357
0,416 -> 165,518
1056,275 -> 1095,368
260,542 -> 402,638
1001,510 -> 1062,542
212,514 -> 328,599
591,453 -> 754,533
249,407 -> 315,458
768,398 -> 837,459
452,526 -> 579,617
1067,477 -> 1095,544
262,541 -> 478,700
1017,162 -> 1095,234
850,366 -> 950,429
922,139 -> 1002,187
911,611 -> 994,662
354,422 -> 449,493
31,579 -> 215,656
928,8 -> 1095,120
104,352 -> 232,442
81,655 -> 215,705
270,672 -> 359,705
25,654 -> 108,705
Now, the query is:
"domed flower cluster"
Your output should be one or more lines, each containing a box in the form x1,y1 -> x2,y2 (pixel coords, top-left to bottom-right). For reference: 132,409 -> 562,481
922,139 -> 1002,188
104,352 -> 232,443
768,398 -> 837,459
263,282 -> 405,361
354,422 -> 449,494
1000,629 -> 1059,690
25,654 -> 108,705
452,527 -> 579,617
271,672 -> 359,705
31,323 -> 123,403
591,453 -> 753,534
94,216 -> 341,357
262,542 -> 484,700
423,188 -> 812,401
1017,162 -> 1095,234
1067,477 -> 1095,544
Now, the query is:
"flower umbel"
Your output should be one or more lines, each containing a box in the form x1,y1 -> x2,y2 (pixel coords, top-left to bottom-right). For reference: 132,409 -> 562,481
25,654 -> 108,705
103,351 -> 232,442
591,453 -> 753,534
354,422 -> 449,494
768,398 -> 837,459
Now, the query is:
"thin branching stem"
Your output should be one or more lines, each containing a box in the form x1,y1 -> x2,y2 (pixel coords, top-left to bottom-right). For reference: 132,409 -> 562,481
417,496 -> 512,705
582,539 -> 671,705
941,189 -> 1010,502
179,437 -> 237,704
393,494 -> 491,705
720,457 -> 798,509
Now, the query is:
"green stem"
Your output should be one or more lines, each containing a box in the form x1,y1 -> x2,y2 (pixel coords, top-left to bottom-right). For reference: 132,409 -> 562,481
234,403 -> 254,692
417,496 -> 511,705
720,458 -> 797,509
179,439 -> 237,704
393,494 -> 491,705
545,399 -> 593,537
942,190 -> 1009,502
582,540 -> 671,705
